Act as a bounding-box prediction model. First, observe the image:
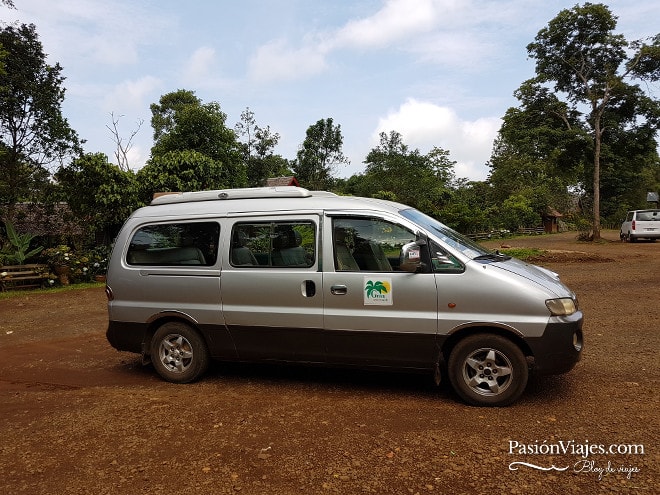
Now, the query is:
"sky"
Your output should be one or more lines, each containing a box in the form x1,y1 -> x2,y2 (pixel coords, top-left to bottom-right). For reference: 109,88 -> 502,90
2,0 -> 659,181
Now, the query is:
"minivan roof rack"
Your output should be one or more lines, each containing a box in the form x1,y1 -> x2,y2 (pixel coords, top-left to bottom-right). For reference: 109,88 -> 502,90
150,186 -> 313,205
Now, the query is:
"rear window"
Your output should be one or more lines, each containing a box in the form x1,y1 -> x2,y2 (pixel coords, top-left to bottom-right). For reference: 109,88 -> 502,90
635,210 -> 659,221
127,222 -> 220,266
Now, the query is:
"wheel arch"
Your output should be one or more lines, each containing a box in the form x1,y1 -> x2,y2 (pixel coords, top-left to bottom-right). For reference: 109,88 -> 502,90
142,311 -> 205,357
439,324 -> 533,366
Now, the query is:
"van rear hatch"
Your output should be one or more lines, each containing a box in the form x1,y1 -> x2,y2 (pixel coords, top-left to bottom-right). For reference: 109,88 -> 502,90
633,210 -> 659,234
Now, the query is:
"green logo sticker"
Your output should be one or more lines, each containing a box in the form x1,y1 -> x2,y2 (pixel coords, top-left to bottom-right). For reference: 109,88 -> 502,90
364,277 -> 393,305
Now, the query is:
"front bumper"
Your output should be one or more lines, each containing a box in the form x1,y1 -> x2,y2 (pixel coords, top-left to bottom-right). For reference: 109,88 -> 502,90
526,311 -> 583,374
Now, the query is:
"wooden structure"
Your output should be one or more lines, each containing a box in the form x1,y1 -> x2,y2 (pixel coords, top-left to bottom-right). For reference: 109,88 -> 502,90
542,207 -> 563,234
264,176 -> 300,187
0,264 -> 50,291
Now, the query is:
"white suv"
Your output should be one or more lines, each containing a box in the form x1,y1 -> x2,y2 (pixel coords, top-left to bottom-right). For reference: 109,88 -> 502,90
620,209 -> 660,242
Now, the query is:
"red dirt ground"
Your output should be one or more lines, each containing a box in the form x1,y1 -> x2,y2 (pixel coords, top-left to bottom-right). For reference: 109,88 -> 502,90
0,230 -> 658,494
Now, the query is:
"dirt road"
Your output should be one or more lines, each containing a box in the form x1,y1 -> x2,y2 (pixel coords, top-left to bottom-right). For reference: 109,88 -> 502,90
0,230 -> 657,494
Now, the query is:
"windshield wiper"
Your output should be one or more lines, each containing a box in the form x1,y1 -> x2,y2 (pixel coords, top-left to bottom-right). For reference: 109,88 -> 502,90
473,251 -> 511,262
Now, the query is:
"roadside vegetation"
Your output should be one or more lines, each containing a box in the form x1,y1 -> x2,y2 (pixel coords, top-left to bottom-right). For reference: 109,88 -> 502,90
497,247 -> 546,260
0,281 -> 103,301
1,2 -> 658,285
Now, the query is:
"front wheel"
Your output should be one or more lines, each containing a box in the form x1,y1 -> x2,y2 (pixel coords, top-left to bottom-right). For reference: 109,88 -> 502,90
448,334 -> 528,407
151,322 -> 209,383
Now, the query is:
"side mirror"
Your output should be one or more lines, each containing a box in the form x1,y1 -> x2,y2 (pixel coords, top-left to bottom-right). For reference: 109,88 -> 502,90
400,241 -> 426,273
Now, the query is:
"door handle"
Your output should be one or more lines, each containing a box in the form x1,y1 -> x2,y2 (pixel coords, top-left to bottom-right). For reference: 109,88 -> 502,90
302,280 -> 316,297
331,284 -> 348,295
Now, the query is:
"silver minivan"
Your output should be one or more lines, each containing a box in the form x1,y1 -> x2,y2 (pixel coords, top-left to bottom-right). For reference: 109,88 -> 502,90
106,187 -> 583,406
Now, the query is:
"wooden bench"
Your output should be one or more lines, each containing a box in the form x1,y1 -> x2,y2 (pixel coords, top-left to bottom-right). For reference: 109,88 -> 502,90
517,226 -> 545,235
0,264 -> 50,291
466,231 -> 512,241
466,232 -> 493,241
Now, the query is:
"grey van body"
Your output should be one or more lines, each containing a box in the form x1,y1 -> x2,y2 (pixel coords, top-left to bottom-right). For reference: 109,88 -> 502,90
106,187 -> 583,406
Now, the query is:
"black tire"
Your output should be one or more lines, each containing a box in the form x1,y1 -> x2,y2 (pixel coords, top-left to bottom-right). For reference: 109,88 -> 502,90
448,334 -> 528,407
151,322 -> 209,383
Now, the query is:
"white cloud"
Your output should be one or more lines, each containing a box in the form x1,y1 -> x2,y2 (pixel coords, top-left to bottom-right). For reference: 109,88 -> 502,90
102,76 -> 162,114
247,0 -> 494,84
125,144 -> 146,172
334,0 -> 438,49
10,0 -> 172,67
248,38 -> 329,82
182,46 -> 217,85
373,98 -> 501,180
409,31 -> 497,70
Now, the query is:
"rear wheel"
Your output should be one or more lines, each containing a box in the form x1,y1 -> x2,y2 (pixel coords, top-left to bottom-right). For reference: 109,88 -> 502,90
448,334 -> 528,407
151,322 -> 209,383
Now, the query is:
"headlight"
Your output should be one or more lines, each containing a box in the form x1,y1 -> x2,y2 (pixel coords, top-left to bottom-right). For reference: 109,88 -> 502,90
546,298 -> 577,316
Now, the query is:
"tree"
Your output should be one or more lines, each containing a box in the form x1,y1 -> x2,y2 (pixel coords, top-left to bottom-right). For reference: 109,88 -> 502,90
488,80 -> 589,221
149,89 -> 201,143
438,180 -> 494,233
149,90 -> 246,188
0,24 -> 81,207
293,118 -> 348,190
235,107 -> 290,186
137,150 -> 227,202
55,153 -> 139,244
106,112 -> 143,172
358,131 -> 455,216
527,3 -> 660,240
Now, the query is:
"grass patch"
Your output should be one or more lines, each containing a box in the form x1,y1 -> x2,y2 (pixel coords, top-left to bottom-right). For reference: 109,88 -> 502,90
498,247 -> 545,261
0,282 -> 104,301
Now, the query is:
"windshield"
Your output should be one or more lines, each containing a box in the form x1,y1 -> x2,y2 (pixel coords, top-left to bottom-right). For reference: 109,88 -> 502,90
400,208 -> 493,260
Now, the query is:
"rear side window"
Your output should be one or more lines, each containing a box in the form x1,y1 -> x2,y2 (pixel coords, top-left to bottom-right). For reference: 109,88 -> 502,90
127,222 -> 220,266
231,221 -> 315,268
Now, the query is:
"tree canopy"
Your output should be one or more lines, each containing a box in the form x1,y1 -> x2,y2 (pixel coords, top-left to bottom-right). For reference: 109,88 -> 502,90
1,7 -> 658,255
235,107 -> 291,187
525,2 -> 660,239
349,131 -> 455,216
55,153 -> 139,243
137,150 -> 227,202
147,90 -> 246,191
293,118 -> 348,190
0,23 -> 81,206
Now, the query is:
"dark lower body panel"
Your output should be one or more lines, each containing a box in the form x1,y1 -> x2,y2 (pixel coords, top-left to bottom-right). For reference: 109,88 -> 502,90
526,312 -> 583,374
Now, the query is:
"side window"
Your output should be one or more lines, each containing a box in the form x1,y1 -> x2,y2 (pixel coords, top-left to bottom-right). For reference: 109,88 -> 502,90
430,241 -> 465,273
127,222 -> 220,266
332,217 -> 416,272
230,221 -> 316,268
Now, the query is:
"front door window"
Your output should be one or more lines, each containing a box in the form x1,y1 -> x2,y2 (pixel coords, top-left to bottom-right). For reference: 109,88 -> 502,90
332,217 -> 416,272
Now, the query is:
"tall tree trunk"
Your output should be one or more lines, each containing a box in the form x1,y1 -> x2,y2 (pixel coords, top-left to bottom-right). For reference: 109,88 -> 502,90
592,120 -> 602,241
